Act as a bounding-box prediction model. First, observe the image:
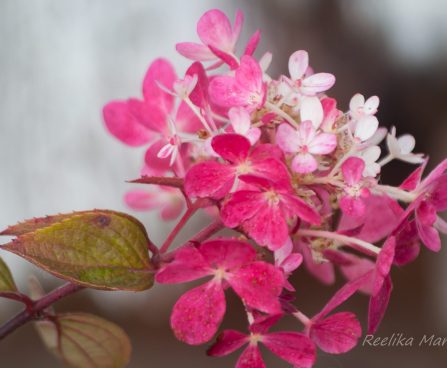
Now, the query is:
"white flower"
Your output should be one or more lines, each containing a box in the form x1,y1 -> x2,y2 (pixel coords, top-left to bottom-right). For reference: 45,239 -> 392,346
357,145 -> 381,177
386,126 -> 424,164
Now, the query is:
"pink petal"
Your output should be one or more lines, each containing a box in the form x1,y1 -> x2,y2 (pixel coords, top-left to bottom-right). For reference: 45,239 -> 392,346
281,253 -> 303,274
276,123 -> 300,153
209,76 -> 249,108
340,195 -> 366,217
338,195 -> 404,243
185,61 -> 210,108
236,345 -> 265,368
368,275 -> 393,334
103,101 -> 152,146
221,190 -> 264,227
207,330 -> 248,357
242,202 -> 290,250
185,161 -> 235,199
394,220 -> 420,266
244,30 -> 261,56
250,314 -> 283,334
301,73 -> 336,95
291,153 -> 318,174
211,134 -> 251,163
299,120 -> 317,144
197,9 -> 234,52
310,312 -> 362,354
156,245 -> 210,284
144,140 -> 171,174
416,215 -> 441,252
236,56 -> 264,95
317,271 -> 374,319
429,175 -> 447,211
161,197 -> 184,221
263,332 -> 316,367
170,281 -> 226,345
281,193 -> 321,225
124,189 -> 161,211
342,157 -> 365,185
232,10 -> 244,44
142,58 -> 176,114
288,50 -> 309,81
340,256 -> 375,294
299,241 -> 335,285
228,262 -> 284,314
127,98 -> 167,133
399,160 -> 427,190
308,132 -> 337,155
199,239 -> 256,270
373,237 -> 396,295
421,158 -> 447,187
175,101 -> 202,134
175,42 -> 216,61
208,45 -> 239,70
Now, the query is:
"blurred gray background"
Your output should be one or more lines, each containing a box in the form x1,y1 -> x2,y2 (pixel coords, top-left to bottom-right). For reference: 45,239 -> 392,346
0,0 -> 446,367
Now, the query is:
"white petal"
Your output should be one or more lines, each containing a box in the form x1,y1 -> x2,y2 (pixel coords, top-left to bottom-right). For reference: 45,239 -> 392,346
300,96 -> 323,128
349,93 -> 365,112
397,134 -> 416,154
386,131 -> 401,157
363,96 -> 379,115
354,115 -> 378,141
259,52 -> 273,72
362,145 -> 381,163
288,50 -> 309,81
229,107 -> 251,134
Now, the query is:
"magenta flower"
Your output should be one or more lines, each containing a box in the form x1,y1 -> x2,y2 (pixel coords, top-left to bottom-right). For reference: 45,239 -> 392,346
155,239 -> 284,345
103,59 -> 201,174
209,56 -> 266,110
339,157 -> 371,217
221,175 -> 321,250
398,159 -> 447,252
185,133 -> 289,200
276,120 -> 337,174
208,314 -> 316,368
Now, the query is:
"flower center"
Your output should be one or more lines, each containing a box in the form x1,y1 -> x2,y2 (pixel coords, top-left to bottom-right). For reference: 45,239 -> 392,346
264,190 -> 280,205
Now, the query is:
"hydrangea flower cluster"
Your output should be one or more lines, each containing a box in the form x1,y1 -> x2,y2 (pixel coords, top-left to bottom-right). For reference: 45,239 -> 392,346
103,9 -> 447,367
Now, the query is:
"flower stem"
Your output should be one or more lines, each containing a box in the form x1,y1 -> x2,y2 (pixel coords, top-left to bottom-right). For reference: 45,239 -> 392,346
0,283 -> 82,340
375,184 -> 417,203
298,229 -> 381,255
265,101 -> 299,128
128,176 -> 184,188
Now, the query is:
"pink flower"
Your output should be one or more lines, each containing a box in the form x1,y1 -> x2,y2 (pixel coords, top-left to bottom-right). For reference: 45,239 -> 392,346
209,56 -> 266,110
176,9 -> 244,67
287,50 -> 336,96
339,157 -> 371,217
399,159 -> 447,252
208,314 -> 316,368
221,175 -> 321,250
276,120 -> 337,174
125,186 -> 184,221
185,134 -> 288,200
103,59 -> 201,174
156,239 -> 285,345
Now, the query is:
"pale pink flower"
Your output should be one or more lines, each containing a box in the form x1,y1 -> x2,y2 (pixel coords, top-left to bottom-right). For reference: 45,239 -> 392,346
287,50 -> 336,96
386,126 -> 424,164
349,93 -> 379,120
156,239 -> 284,345
340,157 -> 371,217
276,121 -> 337,174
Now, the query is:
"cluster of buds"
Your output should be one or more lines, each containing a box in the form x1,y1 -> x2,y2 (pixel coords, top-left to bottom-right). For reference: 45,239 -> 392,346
103,9 -> 447,367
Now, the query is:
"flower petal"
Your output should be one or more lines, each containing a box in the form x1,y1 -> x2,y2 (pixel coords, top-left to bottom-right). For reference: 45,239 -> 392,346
207,330 -> 248,357
197,9 -> 234,51
354,115 -> 379,141
211,133 -> 251,163
156,245 -> 210,284
300,96 -> 323,129
236,345 -> 265,368
291,153 -> 318,174
263,332 -> 316,367
342,157 -> 365,186
288,50 -> 309,81
228,262 -> 284,314
175,42 -> 216,61
199,239 -> 256,270
310,312 -> 362,354
185,161 -> 235,199
368,275 -> 393,334
301,73 -> 336,95
276,123 -> 300,153
103,101 -> 152,146
171,281 -> 226,345
308,132 -> 337,155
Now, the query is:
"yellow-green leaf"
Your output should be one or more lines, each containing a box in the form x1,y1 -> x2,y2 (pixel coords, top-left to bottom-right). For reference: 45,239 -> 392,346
2,211 -> 153,291
36,313 -> 131,368
0,255 -> 17,292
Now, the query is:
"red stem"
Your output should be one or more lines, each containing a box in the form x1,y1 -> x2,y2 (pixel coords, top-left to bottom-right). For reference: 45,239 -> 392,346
128,176 -> 184,188
0,283 -> 83,340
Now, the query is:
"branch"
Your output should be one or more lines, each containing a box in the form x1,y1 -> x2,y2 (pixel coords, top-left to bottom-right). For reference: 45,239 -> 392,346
128,176 -> 184,188
0,283 -> 83,340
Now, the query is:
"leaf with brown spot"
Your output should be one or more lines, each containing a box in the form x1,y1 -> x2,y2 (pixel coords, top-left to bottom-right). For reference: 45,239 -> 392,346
1,210 -> 153,291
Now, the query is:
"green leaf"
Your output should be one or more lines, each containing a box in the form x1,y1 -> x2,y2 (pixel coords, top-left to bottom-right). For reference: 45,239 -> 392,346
1,210 -> 153,291
35,312 -> 131,368
0,255 -> 17,292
